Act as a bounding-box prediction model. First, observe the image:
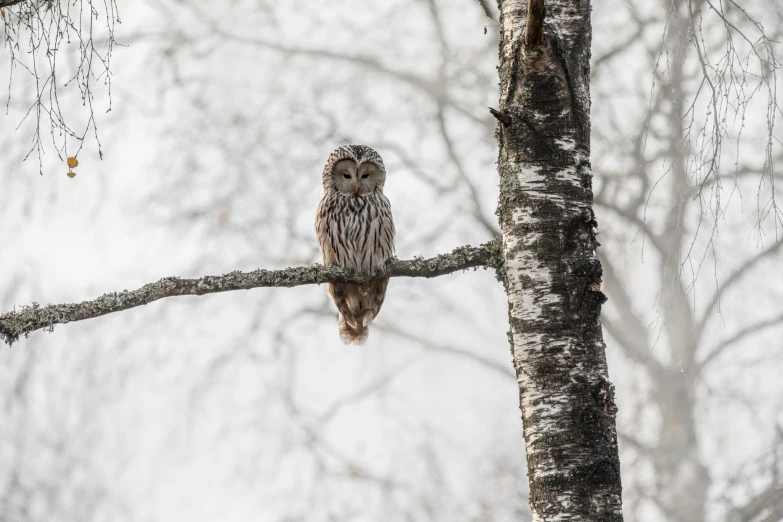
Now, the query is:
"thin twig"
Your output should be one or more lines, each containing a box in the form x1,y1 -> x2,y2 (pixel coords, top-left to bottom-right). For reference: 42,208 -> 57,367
696,237 -> 783,337
699,312 -> 783,369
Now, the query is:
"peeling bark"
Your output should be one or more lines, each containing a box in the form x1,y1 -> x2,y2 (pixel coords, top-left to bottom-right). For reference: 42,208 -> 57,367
0,239 -> 502,345
495,0 -> 624,519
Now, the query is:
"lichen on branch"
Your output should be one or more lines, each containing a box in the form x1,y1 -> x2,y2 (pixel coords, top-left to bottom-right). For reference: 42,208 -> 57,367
0,239 -> 502,345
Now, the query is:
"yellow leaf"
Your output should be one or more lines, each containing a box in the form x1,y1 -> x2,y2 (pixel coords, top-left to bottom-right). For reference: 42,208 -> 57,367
67,171 -> 76,178
67,157 -> 79,168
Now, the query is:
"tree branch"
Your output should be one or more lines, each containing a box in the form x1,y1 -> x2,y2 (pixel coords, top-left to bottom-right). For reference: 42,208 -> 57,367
594,194 -> 667,254
599,252 -> 664,375
699,311 -> 783,369
175,8 -> 489,127
729,480 -> 783,522
0,240 -> 502,346
0,0 -> 26,8
696,237 -> 783,338
477,0 -> 498,22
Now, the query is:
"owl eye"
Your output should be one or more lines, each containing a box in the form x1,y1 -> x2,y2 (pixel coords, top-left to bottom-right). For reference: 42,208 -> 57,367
361,173 -> 370,179
343,173 -> 351,179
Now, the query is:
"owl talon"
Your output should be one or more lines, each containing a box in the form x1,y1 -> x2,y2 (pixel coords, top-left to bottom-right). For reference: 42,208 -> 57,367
344,315 -> 359,330
338,314 -> 369,345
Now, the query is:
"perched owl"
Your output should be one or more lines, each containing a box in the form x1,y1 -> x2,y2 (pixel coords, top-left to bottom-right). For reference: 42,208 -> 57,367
315,145 -> 395,345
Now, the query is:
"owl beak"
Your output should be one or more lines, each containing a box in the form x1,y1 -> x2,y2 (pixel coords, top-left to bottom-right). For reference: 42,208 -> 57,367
353,185 -> 360,197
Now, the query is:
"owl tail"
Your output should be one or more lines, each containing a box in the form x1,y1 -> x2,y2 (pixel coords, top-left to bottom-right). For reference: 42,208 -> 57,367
338,314 -> 369,345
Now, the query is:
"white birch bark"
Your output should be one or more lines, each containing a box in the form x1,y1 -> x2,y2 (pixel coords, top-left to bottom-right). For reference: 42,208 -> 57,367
495,0 -> 624,519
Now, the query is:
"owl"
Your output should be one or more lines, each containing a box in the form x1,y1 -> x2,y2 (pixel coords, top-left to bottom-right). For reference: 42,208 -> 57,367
315,145 -> 395,345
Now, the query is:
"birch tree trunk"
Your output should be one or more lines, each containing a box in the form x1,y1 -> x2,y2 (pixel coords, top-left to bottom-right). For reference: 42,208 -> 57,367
494,0 -> 624,519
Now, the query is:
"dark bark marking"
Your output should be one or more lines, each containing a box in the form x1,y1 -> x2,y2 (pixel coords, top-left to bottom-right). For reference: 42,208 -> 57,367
525,0 -> 546,49
504,37 -> 525,106
548,34 -> 582,133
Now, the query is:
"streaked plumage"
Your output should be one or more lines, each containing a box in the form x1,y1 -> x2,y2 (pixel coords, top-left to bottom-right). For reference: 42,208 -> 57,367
315,145 -> 395,344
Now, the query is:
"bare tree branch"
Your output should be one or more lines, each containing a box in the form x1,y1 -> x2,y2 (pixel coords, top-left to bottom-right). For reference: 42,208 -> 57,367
600,252 -> 664,374
435,104 -> 501,237
594,194 -> 667,254
145,1 -> 489,128
618,432 -> 654,455
697,237 -> 783,337
0,240 -> 502,345
729,481 -> 783,522
375,322 -> 515,380
699,312 -> 783,370
2,0 -> 119,172
477,0 -> 498,22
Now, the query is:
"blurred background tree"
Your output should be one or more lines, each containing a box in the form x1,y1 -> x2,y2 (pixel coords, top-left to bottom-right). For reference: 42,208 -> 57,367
1,0 -> 782,520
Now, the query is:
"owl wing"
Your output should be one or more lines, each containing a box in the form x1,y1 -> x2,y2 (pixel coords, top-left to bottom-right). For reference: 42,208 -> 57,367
315,196 -> 338,265
376,193 -> 395,263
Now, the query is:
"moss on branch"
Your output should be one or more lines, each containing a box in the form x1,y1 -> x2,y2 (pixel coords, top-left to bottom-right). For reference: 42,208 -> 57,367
0,239 -> 502,345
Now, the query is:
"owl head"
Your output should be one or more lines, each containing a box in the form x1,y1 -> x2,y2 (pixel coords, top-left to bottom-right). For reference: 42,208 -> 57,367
322,145 -> 386,197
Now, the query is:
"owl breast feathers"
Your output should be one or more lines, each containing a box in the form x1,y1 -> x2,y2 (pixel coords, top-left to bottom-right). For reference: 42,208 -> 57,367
315,145 -> 395,345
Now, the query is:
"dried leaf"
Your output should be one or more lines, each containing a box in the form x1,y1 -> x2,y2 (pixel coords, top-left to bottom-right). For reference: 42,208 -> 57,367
67,157 -> 79,168
67,171 -> 76,178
